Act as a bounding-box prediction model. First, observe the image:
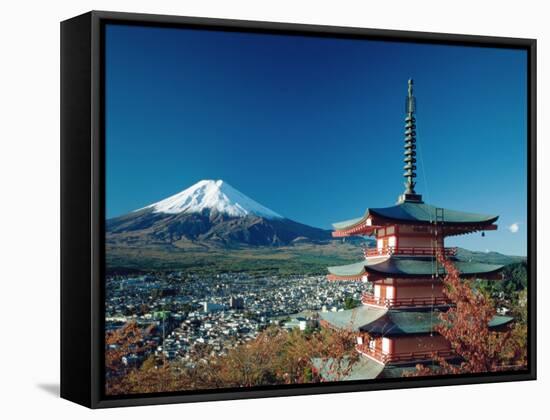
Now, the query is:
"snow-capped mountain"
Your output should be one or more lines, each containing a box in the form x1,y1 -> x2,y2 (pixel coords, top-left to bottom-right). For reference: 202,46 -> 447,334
107,180 -> 331,247
139,180 -> 283,219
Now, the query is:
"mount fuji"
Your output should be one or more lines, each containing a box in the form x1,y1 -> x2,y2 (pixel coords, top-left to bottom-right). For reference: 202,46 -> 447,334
106,180 -> 332,247
138,179 -> 283,219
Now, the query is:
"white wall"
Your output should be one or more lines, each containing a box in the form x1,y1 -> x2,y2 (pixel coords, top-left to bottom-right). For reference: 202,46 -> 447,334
1,1 -> 547,419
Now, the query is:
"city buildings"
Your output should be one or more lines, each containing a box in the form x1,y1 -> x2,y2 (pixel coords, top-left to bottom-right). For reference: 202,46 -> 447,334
105,273 -> 365,362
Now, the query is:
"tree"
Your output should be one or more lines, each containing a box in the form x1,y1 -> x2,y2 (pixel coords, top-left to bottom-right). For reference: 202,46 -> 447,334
405,251 -> 527,377
105,322 -> 158,395
106,322 -> 144,376
105,325 -> 359,395
175,326 -> 360,389
343,296 -> 360,310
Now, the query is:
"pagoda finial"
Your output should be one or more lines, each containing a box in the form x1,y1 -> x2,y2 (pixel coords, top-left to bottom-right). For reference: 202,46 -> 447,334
398,78 -> 423,204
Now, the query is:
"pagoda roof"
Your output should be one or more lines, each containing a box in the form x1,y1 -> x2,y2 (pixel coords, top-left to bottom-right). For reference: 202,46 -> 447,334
327,260 -> 374,278
333,216 -> 366,231
328,256 -> 504,279
320,307 -> 513,335
313,358 -> 449,381
319,305 -> 387,331
332,201 -> 498,231
311,356 -> 385,381
364,310 -> 513,335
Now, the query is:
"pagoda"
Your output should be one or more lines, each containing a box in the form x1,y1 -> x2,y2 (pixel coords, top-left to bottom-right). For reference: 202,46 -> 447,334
318,79 -> 513,379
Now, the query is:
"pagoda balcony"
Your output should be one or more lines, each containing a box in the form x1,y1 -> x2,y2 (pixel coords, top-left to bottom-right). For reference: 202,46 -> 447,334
356,345 -> 454,364
361,292 -> 452,309
364,246 -> 457,258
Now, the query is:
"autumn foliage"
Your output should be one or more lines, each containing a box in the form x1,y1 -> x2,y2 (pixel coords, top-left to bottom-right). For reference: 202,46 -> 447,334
406,251 -> 527,377
105,322 -> 155,378
105,325 -> 358,395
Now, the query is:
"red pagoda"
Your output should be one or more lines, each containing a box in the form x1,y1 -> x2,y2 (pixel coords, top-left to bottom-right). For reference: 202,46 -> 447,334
318,79 -> 513,379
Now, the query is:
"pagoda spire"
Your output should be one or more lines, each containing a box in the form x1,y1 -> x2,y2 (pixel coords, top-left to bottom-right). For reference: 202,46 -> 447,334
398,78 -> 423,204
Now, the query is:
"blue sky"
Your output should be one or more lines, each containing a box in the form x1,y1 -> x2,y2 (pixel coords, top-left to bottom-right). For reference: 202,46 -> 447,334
105,24 -> 527,256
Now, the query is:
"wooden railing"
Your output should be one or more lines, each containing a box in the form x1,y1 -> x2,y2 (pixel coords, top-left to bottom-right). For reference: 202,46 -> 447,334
361,292 -> 452,308
357,345 -> 454,364
364,246 -> 457,257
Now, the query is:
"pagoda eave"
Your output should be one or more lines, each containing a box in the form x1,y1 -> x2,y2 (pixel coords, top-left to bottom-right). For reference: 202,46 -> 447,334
363,265 -> 505,280
319,306 -> 388,332
327,257 -> 505,280
320,307 -> 514,336
311,356 -> 385,381
442,223 -> 498,237
331,203 -> 499,235
331,221 -> 498,239
332,225 -> 380,238
327,274 -> 364,281
361,217 -> 499,235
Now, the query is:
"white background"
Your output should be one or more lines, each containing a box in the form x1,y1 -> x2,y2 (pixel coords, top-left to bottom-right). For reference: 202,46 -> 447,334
1,0 -> 547,418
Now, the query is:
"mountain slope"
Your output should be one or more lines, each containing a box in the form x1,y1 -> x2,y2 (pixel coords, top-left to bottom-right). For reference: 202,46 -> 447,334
107,180 -> 331,247
455,248 -> 526,265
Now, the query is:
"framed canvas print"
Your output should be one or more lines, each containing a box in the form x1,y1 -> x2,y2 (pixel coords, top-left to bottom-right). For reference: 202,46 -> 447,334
60,11 -> 536,408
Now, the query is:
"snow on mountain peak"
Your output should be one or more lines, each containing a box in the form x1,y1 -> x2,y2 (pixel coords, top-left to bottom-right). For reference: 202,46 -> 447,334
140,179 -> 283,219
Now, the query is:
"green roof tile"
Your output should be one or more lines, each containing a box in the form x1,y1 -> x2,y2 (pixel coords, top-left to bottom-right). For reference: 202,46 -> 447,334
327,261 -> 370,277
311,356 -> 384,381
319,306 -> 387,331
332,216 -> 365,230
370,202 -> 498,224
328,256 -> 504,278
364,310 -> 514,335
332,201 -> 498,230
488,315 -> 515,328
365,310 -> 445,335
321,308 -> 513,336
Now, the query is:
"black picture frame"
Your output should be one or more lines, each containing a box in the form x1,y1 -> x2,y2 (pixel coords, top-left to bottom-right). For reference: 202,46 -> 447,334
60,10 -> 537,409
